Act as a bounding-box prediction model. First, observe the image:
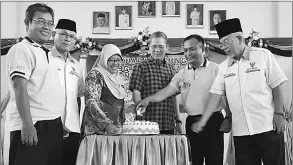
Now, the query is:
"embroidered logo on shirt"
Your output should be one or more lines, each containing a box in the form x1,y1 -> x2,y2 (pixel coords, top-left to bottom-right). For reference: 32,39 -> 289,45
71,66 -> 75,72
245,61 -> 260,73
224,73 -> 236,78
69,67 -> 79,77
16,65 -> 25,70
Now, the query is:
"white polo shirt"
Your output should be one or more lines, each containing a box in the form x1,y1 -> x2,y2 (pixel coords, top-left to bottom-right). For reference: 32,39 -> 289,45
50,46 -> 85,133
170,59 -> 224,115
210,46 -> 287,136
6,38 -> 65,131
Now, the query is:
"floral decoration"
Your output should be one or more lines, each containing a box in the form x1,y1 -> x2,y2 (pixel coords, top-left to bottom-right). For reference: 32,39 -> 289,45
73,36 -> 101,53
131,26 -> 152,50
245,29 -> 269,48
16,37 -> 24,43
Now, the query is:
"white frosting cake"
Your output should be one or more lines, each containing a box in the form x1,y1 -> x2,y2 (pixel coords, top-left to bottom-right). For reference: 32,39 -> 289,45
122,121 -> 160,134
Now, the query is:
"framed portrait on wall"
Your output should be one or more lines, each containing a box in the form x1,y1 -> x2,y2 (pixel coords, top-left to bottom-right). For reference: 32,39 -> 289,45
162,1 -> 180,17
186,4 -> 203,28
93,12 -> 110,34
115,6 -> 132,30
209,10 -> 226,34
138,1 -> 156,18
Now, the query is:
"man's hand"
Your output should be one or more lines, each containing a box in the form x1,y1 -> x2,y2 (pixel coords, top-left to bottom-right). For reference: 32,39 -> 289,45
220,118 -> 232,133
191,120 -> 205,133
135,97 -> 150,115
21,123 -> 38,146
273,114 -> 287,134
174,123 -> 183,134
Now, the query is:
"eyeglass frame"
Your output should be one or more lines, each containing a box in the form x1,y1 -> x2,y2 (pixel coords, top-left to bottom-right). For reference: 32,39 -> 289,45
108,58 -> 123,64
56,32 -> 77,41
219,37 -> 236,49
32,18 -> 55,28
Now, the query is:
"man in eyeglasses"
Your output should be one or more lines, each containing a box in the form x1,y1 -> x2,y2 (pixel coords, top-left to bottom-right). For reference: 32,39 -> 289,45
6,3 -> 65,165
50,19 -> 85,165
129,31 -> 182,135
193,18 -> 287,165
135,34 -> 232,165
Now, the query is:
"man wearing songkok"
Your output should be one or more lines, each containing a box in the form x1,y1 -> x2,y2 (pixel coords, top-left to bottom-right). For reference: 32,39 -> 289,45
193,18 -> 287,165
50,18 -> 85,165
6,3 -> 65,165
93,13 -> 109,33
136,34 -> 232,165
129,31 -> 182,134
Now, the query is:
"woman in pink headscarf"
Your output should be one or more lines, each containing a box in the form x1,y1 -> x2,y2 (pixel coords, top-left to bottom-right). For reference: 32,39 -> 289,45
81,44 -> 127,135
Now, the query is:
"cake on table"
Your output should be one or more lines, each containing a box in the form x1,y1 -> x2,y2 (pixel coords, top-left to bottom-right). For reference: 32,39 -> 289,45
122,112 -> 160,134
122,120 -> 160,134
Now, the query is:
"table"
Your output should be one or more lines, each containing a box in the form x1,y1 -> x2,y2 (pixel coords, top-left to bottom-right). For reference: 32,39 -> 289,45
76,134 -> 191,165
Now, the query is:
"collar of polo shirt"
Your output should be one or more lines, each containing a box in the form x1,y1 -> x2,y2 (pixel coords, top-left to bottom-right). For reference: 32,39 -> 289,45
228,45 -> 251,67
187,57 -> 208,70
24,36 -> 45,48
51,46 -> 76,63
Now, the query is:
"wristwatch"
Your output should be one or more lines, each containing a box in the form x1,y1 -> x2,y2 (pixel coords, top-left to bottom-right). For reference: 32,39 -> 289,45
274,111 -> 286,118
175,120 -> 182,124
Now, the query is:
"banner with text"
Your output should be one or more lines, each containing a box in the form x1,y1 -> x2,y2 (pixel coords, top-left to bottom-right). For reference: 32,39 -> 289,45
119,55 -> 187,111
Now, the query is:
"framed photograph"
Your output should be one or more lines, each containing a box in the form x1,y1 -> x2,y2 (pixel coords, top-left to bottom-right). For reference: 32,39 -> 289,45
209,10 -> 226,34
138,1 -> 156,18
93,12 -> 110,34
115,6 -> 132,30
186,4 -> 204,28
162,1 -> 180,17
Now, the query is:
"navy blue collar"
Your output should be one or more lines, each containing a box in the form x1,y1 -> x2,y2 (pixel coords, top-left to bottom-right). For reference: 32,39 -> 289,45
25,37 -> 49,63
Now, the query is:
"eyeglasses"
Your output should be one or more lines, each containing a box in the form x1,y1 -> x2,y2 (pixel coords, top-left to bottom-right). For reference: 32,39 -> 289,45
108,59 -> 122,64
219,37 -> 236,49
33,18 -> 55,28
56,32 -> 77,40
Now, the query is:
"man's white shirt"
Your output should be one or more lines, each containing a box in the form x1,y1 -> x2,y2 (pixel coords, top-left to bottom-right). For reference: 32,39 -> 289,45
93,26 -> 109,33
210,46 -> 287,136
50,46 -> 85,133
6,39 -> 65,131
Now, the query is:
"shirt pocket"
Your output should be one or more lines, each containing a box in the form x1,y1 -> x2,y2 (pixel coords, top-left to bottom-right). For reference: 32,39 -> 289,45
224,72 -> 238,89
67,71 -> 79,94
245,66 -> 266,91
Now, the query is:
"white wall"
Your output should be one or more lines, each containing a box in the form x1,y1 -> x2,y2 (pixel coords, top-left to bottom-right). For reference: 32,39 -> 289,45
278,2 -> 292,37
1,2 -> 17,38
1,1 -> 292,39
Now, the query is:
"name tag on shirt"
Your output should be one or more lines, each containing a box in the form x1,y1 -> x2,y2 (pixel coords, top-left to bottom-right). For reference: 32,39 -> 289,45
245,61 -> 261,73
224,73 -> 236,78
69,71 -> 79,77
245,66 -> 261,73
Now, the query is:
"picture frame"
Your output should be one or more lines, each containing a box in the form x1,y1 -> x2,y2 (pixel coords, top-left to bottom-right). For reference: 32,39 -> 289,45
138,1 -> 156,18
186,4 -> 204,28
115,6 -> 132,30
162,1 -> 180,17
209,10 -> 226,34
93,12 -> 110,34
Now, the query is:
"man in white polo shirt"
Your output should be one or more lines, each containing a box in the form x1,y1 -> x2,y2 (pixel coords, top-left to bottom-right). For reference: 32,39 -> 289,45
50,19 -> 85,165
6,3 -> 65,165
193,18 -> 287,165
136,34 -> 232,165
